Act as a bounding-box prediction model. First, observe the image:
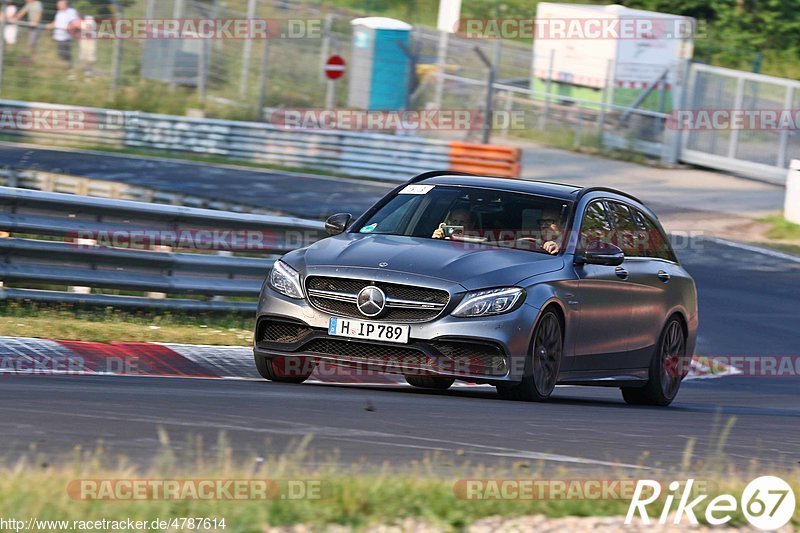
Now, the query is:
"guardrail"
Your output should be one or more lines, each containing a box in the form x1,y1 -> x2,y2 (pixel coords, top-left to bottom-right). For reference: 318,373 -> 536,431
0,99 -> 522,180
0,187 -> 326,312
0,168 -> 278,214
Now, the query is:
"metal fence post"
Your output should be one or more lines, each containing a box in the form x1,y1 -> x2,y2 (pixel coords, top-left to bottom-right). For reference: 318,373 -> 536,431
239,0 -> 257,99
727,77 -> 745,159
110,2 -> 123,100
257,38 -> 271,117
573,104 -> 583,149
777,86 -> 794,168
539,49 -> 555,130
198,39 -> 207,104
433,30 -> 448,109
474,46 -> 495,145
597,59 -> 613,139
319,13 -> 334,84
0,17 -> 6,95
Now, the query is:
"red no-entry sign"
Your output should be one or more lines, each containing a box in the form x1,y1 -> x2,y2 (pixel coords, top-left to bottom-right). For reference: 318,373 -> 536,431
324,55 -> 346,80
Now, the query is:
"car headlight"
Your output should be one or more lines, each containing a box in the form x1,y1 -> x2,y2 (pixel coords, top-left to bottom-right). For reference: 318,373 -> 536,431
268,260 -> 304,299
451,287 -> 525,318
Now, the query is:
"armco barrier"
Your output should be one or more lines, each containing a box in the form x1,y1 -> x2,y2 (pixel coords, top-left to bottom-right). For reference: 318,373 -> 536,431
0,186 -> 326,312
0,99 -> 522,180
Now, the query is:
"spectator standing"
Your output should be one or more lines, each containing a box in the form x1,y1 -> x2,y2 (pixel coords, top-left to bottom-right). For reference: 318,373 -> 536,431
46,0 -> 79,79
3,1 -> 18,47
14,0 -> 43,56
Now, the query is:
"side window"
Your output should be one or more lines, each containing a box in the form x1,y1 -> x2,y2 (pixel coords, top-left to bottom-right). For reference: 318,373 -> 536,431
579,201 -> 612,250
608,202 -> 639,257
632,208 -> 678,262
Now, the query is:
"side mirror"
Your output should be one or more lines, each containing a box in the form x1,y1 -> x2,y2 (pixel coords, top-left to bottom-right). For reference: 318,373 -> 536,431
325,213 -> 353,236
575,242 -> 625,267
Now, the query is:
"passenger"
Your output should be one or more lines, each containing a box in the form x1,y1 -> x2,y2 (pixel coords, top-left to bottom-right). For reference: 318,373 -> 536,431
431,208 -> 475,239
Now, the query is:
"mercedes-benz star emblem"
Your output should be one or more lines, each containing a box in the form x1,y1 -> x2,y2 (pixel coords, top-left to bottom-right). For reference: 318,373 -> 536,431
357,286 -> 386,317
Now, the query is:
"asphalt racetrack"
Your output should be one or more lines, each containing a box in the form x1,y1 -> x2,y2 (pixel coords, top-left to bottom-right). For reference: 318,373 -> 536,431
0,144 -> 393,219
1,239 -> 798,473
0,145 -> 798,473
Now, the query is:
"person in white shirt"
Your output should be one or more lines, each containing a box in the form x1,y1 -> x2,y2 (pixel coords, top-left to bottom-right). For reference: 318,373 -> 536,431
2,1 -> 18,46
46,0 -> 79,77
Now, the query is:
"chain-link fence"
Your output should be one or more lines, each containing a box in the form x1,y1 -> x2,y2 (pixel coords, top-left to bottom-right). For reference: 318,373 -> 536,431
9,0 -> 799,178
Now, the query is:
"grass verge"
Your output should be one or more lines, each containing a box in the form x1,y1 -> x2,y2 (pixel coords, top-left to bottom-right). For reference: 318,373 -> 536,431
0,302 -> 253,346
760,215 -> 800,241
754,215 -> 800,257
1,434 -> 797,531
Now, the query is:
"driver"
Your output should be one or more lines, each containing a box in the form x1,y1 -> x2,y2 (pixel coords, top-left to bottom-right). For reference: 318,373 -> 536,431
539,209 -> 563,255
432,208 -> 475,239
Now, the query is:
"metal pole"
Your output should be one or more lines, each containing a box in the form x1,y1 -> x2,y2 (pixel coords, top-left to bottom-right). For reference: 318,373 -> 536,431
111,2 -> 123,100
433,30 -> 448,108
146,0 -> 155,19
539,49 -> 555,130
778,86 -> 794,168
597,58 -> 613,137
257,38 -> 271,117
727,77 -> 745,159
319,13 -> 333,83
0,17 -> 6,95
198,39 -> 207,104
573,104 -> 583,149
239,0 -> 257,99
170,0 -> 184,91
474,46 -> 495,145
325,79 -> 335,109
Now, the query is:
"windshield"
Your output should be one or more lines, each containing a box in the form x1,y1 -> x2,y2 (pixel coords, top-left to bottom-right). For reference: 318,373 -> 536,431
356,185 -> 572,255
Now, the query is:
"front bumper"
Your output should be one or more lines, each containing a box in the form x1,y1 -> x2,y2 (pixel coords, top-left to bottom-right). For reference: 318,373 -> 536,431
254,286 -> 537,384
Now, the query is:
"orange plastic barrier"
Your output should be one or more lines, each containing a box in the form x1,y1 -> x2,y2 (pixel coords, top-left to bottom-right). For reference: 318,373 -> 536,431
447,141 -> 521,178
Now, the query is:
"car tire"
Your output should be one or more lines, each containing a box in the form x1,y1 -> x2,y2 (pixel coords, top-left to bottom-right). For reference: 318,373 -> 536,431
621,317 -> 687,407
496,309 -> 563,402
405,375 -> 455,390
254,354 -> 313,384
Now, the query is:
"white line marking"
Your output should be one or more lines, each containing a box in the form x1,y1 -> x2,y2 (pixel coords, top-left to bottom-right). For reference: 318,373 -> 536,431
708,237 -> 800,264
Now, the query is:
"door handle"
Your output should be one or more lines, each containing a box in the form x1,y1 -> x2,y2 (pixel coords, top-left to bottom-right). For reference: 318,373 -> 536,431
615,266 -> 628,279
657,270 -> 671,282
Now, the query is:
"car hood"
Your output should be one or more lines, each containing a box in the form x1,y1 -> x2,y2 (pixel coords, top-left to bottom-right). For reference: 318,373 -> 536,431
287,233 -> 565,290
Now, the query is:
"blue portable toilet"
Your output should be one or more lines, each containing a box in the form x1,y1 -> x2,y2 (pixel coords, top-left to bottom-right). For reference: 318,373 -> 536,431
348,17 -> 413,111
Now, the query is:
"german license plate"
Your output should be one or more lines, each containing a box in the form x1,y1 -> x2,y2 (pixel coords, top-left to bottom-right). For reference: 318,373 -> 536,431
328,317 -> 410,344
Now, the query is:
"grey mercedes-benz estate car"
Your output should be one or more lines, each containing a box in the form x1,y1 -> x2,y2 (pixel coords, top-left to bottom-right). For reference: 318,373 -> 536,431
253,171 -> 698,406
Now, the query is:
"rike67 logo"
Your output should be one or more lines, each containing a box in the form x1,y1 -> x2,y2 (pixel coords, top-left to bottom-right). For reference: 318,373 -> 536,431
626,476 -> 796,530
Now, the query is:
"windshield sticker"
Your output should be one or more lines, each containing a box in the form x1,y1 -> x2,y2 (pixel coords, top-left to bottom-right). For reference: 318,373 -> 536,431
360,223 -> 377,233
398,184 -> 435,195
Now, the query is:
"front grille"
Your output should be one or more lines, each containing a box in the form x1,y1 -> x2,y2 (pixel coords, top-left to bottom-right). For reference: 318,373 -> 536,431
257,319 -> 313,344
305,276 -> 450,323
302,338 -> 433,367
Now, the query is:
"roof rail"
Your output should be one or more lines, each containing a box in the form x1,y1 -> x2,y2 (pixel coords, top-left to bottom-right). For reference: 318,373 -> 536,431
406,170 -> 478,184
576,186 -> 644,205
